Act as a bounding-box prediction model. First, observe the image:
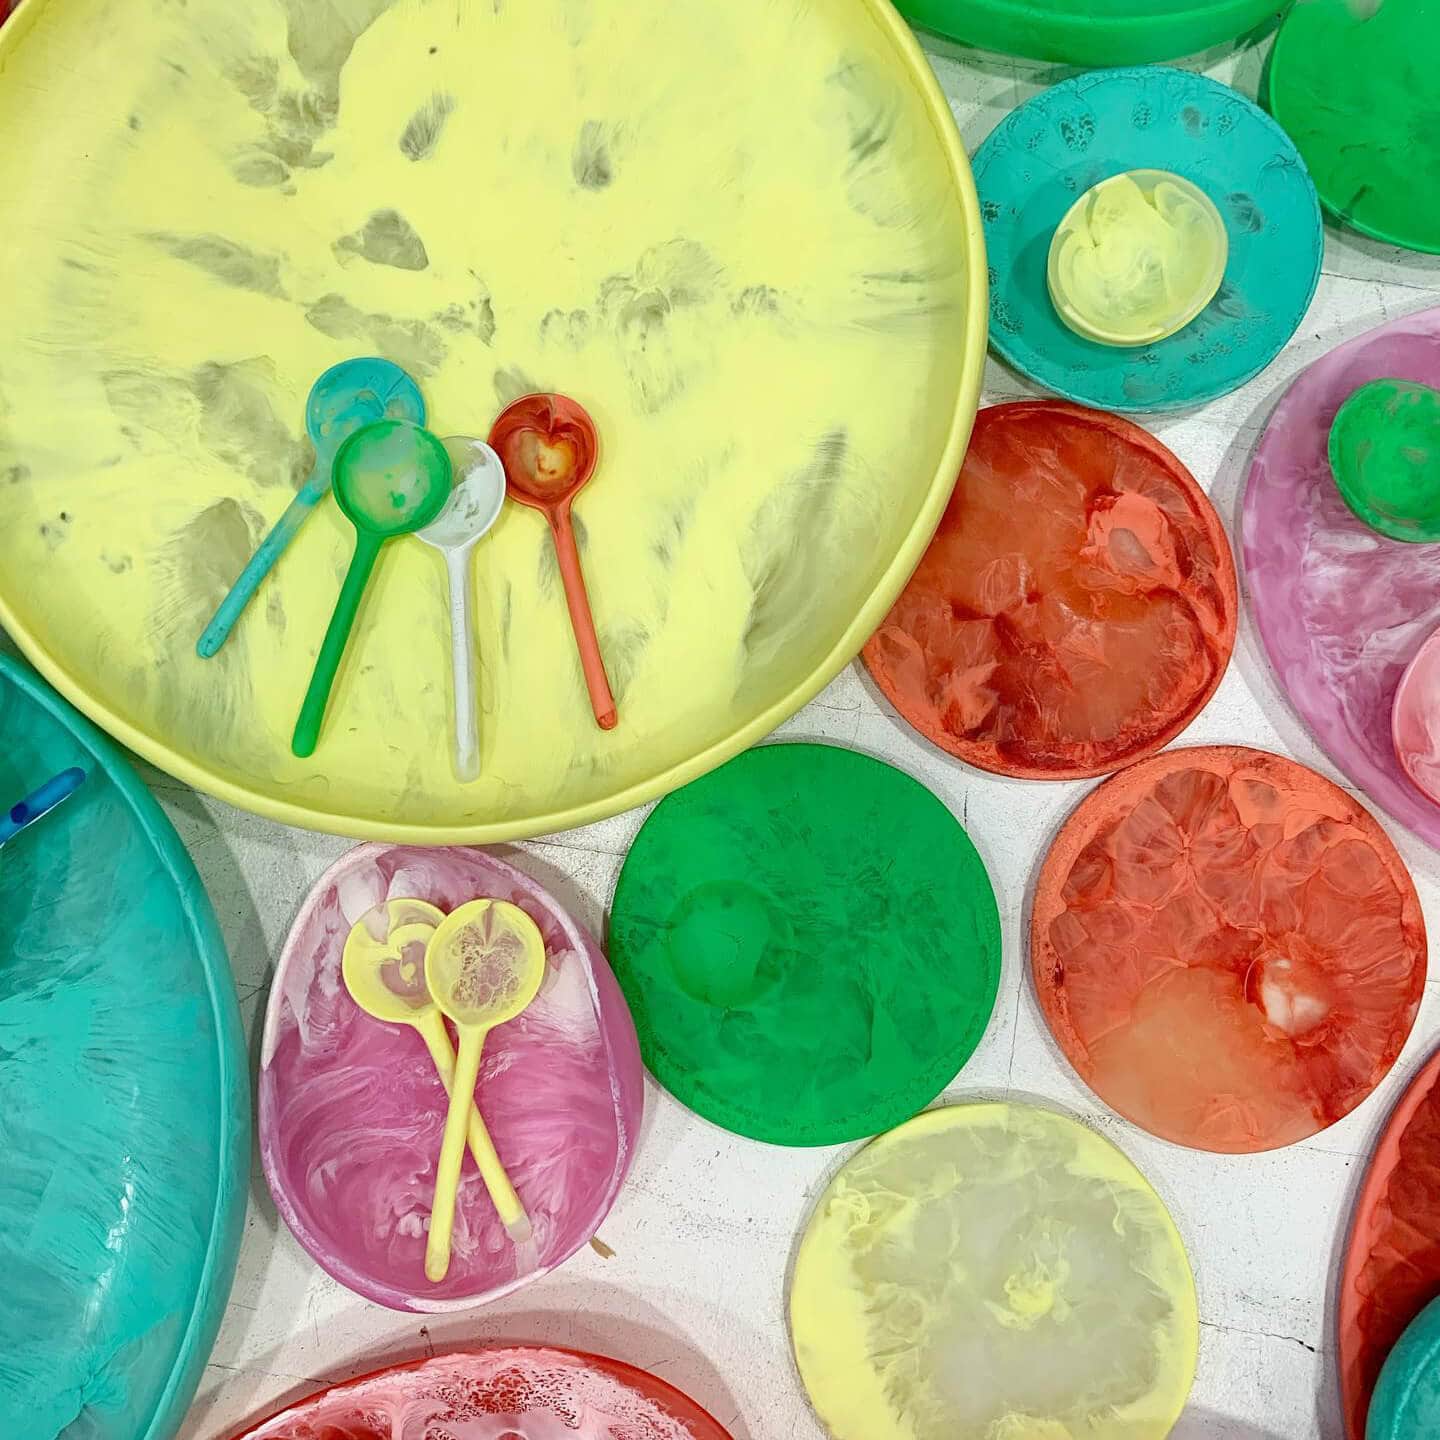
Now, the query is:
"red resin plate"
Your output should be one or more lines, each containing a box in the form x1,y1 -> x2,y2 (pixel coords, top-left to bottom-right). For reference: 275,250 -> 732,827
863,401 -> 1236,780
1339,1047 -> 1440,1440
229,1347 -> 734,1440
1032,746 -> 1425,1153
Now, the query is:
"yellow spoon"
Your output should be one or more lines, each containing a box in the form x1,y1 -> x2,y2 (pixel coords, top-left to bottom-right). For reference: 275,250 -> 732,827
423,898 -> 547,1283
341,898 -> 530,1250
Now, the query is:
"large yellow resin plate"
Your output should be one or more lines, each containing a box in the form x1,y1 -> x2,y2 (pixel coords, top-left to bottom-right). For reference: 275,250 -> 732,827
789,1104 -> 1198,1440
0,0 -> 984,841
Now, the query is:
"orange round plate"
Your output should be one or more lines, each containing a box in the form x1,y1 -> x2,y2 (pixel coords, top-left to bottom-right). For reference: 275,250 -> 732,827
1338,1046 -> 1440,1440
1032,746 -> 1426,1153
863,401 -> 1236,780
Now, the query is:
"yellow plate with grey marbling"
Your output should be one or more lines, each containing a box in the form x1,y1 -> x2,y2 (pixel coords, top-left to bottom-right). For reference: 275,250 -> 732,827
789,1103 -> 1198,1440
0,0 -> 984,842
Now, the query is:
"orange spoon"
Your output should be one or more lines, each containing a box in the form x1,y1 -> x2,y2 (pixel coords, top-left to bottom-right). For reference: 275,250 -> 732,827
489,393 -> 616,730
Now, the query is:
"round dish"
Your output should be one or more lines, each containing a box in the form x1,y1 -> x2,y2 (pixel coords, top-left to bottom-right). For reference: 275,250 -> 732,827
607,743 -> 1001,1146
0,0 -> 985,844
1047,169 -> 1229,347
974,66 -> 1322,413
894,0 -> 1279,65
1393,623 -> 1440,805
228,1347 -> 733,1440
1329,378 -> 1440,542
1338,1046 -> 1440,1440
259,844 -> 643,1312
863,402 -> 1237,780
788,1103 -> 1198,1440
1242,305 -> 1440,848
1032,746 -> 1426,1153
1268,0 -> 1440,254
0,654 -> 248,1440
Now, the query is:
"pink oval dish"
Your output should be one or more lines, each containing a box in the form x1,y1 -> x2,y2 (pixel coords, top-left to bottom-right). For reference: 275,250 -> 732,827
228,1347 -> 733,1440
259,845 -> 644,1312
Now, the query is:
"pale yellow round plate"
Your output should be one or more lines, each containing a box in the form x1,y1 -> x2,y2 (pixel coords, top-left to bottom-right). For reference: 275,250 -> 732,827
0,0 -> 984,841
789,1103 -> 1198,1440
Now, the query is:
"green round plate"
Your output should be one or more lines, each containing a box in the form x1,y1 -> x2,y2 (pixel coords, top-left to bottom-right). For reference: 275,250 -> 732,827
896,0 -> 1278,65
1268,0 -> 1440,255
607,742 -> 1001,1146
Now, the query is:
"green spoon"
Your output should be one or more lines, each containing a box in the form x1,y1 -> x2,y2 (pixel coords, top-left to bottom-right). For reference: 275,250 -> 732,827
291,419 -> 452,757
1329,378 -> 1440,542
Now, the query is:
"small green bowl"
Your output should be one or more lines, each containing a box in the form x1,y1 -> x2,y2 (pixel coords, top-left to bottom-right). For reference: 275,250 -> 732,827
1329,378 -> 1440,542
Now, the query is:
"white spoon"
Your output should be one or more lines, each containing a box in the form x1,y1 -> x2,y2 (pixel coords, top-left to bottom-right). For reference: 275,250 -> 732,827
417,437 -> 507,782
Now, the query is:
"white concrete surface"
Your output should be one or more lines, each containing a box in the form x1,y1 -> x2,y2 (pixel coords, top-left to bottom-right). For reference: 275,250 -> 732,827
166,29 -> 1440,1440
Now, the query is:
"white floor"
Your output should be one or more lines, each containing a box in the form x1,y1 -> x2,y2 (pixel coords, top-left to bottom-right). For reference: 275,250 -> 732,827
167,28 -> 1440,1440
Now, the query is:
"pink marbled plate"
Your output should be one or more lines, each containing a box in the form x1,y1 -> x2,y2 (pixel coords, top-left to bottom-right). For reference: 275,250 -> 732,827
259,845 -> 643,1312
1394,626 -> 1440,806
1242,306 -> 1440,846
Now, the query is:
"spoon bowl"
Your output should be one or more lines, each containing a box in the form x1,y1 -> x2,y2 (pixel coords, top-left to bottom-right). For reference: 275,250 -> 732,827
417,439 -> 509,782
489,394 -> 616,730
423,898 -> 547,1279
198,358 -> 424,657
291,420 -> 452,758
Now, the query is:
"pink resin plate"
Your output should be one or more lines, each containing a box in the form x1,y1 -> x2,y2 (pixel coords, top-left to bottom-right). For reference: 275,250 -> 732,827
1393,625 -> 1440,805
1243,306 -> 1440,845
259,846 -> 643,1312
228,1348 -> 733,1440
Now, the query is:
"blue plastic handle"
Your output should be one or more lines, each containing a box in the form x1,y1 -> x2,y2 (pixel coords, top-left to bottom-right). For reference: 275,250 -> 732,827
196,358 -> 424,658
0,766 -> 86,848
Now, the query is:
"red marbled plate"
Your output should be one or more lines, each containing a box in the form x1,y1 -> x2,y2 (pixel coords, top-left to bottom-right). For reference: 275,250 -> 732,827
864,401 -> 1237,780
1339,1047 -> 1440,1440
229,1347 -> 733,1440
1032,746 -> 1425,1153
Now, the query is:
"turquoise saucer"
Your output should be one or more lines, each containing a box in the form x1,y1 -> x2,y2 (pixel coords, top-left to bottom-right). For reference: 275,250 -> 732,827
973,66 -> 1322,413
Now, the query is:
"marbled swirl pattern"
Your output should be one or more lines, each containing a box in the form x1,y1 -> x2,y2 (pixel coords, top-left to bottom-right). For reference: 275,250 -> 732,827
233,1348 -> 732,1440
259,845 -> 643,1312
1242,306 -> 1440,847
974,66 -> 1321,412
0,656 -> 247,1440
0,0 -> 983,842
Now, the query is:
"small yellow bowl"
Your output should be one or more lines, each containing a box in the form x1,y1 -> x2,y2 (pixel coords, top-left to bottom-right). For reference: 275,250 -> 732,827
1047,169 -> 1229,348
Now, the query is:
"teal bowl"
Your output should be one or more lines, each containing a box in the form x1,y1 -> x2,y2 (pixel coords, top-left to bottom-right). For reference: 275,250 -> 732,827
0,652 -> 248,1440
1369,1295 -> 1440,1440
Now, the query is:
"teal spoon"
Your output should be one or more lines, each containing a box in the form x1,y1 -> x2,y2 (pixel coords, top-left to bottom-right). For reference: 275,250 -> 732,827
291,420 -> 452,758
197,357 -> 424,657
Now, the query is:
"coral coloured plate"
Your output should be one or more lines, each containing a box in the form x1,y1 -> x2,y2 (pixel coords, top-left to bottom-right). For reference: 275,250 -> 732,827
1032,746 -> 1425,1153
864,401 -> 1236,779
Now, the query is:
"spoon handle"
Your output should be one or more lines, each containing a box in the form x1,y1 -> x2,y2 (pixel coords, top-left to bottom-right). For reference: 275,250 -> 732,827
548,508 -> 617,730
0,767 -> 86,848
197,465 -> 327,658
291,533 -> 382,758
426,1027 -> 485,1282
416,1012 -> 529,1240
444,549 -> 481,782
